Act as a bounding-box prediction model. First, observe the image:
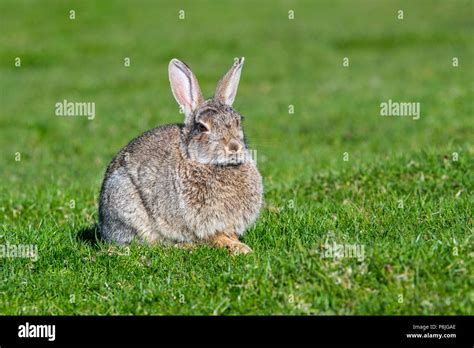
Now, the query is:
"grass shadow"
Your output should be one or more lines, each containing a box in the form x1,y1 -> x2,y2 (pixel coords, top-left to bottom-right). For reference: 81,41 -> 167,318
76,223 -> 103,248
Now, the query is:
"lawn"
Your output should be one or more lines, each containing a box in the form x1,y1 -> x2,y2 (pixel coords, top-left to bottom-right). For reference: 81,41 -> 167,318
0,0 -> 472,315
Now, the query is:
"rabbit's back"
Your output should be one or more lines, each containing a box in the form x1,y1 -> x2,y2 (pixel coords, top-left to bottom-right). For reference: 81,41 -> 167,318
99,124 -> 193,243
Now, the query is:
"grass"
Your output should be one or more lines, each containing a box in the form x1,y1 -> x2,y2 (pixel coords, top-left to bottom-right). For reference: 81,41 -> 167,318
0,0 -> 473,315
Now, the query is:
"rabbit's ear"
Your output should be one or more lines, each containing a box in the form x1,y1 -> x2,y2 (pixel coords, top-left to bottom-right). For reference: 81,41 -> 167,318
214,57 -> 245,106
169,59 -> 204,123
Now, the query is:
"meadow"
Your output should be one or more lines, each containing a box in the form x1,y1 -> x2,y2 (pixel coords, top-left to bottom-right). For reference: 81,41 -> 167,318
0,0 -> 472,315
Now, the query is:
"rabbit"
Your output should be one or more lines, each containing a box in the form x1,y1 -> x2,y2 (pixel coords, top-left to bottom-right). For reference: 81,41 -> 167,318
98,58 -> 263,254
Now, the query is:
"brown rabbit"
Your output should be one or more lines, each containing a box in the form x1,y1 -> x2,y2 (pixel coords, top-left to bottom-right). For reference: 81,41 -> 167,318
98,58 -> 263,254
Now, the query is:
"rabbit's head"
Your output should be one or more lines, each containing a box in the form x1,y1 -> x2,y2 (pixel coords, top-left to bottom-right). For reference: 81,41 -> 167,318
169,58 -> 251,166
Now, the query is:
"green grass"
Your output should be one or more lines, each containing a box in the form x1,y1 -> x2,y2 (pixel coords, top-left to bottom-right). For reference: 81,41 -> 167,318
0,0 -> 473,315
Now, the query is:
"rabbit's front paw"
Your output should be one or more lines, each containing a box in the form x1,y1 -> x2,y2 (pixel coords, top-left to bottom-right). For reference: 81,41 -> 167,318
208,231 -> 253,255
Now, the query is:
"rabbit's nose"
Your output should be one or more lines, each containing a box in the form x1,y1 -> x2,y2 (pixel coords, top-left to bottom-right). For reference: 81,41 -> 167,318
226,139 -> 242,153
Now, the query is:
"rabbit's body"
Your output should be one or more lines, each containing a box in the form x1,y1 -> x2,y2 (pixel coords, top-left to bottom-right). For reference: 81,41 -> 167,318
99,123 -> 262,245
99,58 -> 263,253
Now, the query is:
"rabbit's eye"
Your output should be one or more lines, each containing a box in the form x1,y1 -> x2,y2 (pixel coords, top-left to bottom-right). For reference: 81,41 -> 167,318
197,123 -> 209,132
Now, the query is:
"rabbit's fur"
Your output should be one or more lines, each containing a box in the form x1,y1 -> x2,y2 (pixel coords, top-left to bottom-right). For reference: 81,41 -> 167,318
99,58 -> 263,254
